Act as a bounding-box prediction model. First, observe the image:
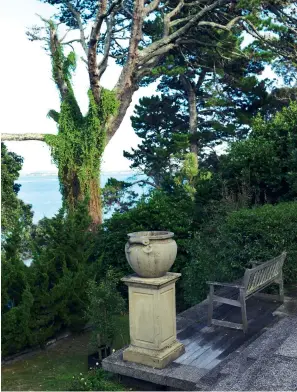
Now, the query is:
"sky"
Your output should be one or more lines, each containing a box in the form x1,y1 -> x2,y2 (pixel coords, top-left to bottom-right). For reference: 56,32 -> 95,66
0,0 -> 157,174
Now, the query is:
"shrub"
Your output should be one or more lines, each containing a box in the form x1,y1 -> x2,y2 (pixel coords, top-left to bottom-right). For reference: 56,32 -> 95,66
28,206 -> 96,346
2,286 -> 34,356
184,201 -> 297,306
220,102 -> 297,204
86,269 -> 126,351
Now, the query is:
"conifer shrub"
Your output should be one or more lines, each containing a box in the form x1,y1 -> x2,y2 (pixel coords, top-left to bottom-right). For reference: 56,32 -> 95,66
28,205 -> 96,346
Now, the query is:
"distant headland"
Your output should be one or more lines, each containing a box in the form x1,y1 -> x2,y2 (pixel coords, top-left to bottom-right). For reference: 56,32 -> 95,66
20,170 -> 137,177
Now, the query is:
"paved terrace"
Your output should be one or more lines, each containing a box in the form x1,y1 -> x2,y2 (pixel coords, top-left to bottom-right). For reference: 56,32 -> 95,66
103,286 -> 297,391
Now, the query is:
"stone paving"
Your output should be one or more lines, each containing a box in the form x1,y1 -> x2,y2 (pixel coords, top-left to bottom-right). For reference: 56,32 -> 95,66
103,290 -> 297,391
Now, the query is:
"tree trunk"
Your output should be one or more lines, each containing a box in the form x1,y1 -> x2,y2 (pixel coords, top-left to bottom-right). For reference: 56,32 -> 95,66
88,177 -> 102,226
188,87 -> 198,157
61,167 -> 102,226
180,75 -> 198,157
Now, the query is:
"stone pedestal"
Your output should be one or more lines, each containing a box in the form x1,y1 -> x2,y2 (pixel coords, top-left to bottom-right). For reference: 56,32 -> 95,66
122,272 -> 185,369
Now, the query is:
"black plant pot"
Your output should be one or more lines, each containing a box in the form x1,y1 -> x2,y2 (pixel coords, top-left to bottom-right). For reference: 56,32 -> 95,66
88,345 -> 112,370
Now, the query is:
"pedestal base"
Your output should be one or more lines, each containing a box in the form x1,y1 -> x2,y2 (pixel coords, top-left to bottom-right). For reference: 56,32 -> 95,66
122,273 -> 184,369
123,340 -> 185,369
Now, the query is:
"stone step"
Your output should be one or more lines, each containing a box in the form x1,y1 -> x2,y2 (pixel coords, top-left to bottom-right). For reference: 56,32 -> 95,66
103,347 -> 209,391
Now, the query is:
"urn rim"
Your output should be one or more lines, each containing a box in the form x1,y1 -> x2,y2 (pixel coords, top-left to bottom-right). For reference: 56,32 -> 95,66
127,231 -> 174,240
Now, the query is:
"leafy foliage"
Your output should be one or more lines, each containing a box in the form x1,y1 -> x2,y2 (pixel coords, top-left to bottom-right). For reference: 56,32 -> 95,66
184,201 -> 297,306
124,95 -> 189,187
102,177 -> 139,214
1,145 -> 34,356
1,143 -> 24,232
1,143 -> 33,256
220,102 -> 297,204
125,52 -> 273,192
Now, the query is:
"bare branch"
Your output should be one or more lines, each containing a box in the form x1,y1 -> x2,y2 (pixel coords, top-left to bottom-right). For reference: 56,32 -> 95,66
125,179 -> 159,188
122,4 -> 133,17
112,0 -> 144,112
1,133 -> 48,142
59,28 -> 72,43
136,56 -> 161,78
170,16 -> 192,28
198,16 -> 244,31
62,38 -> 82,45
139,0 -> 230,64
98,14 -> 115,79
88,0 -> 122,103
64,0 -> 88,55
137,42 -> 176,66
164,0 -> 184,36
244,19 -> 297,62
144,0 -> 162,16
176,38 -> 218,47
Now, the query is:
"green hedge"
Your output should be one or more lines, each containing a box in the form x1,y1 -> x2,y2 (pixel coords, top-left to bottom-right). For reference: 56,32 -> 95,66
184,201 -> 297,306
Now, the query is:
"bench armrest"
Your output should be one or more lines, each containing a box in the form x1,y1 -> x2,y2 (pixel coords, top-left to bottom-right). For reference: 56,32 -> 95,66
248,260 -> 263,268
207,281 -> 245,289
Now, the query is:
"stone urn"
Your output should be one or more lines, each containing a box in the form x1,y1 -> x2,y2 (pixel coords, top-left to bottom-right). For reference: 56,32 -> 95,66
125,231 -> 177,278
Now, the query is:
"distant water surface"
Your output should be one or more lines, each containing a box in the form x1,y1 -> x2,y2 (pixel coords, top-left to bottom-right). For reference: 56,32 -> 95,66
18,172 -> 146,223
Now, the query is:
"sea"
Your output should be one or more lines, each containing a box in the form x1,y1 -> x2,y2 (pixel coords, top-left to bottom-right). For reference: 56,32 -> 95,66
18,172 -> 146,224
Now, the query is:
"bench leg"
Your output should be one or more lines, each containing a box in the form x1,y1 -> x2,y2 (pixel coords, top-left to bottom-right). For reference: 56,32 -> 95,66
278,272 -> 285,303
208,285 -> 214,326
239,289 -> 248,333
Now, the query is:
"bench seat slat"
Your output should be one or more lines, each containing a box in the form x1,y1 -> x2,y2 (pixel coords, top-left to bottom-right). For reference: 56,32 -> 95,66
206,281 -> 244,289
211,319 -> 243,330
212,295 -> 241,307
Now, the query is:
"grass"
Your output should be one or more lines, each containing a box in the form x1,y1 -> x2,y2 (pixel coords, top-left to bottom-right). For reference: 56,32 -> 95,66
1,315 -> 129,391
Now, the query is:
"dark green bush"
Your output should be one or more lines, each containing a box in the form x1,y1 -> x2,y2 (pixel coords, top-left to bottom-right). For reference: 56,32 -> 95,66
2,205 -> 99,356
28,206 -> 96,346
2,285 -> 34,356
219,102 -> 297,204
184,201 -> 297,306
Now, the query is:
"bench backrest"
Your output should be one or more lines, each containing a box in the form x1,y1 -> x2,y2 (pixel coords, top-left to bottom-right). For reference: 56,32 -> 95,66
243,252 -> 287,296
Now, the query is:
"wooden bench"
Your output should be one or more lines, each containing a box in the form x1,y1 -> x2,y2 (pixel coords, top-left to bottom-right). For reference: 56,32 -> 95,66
207,252 -> 287,333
